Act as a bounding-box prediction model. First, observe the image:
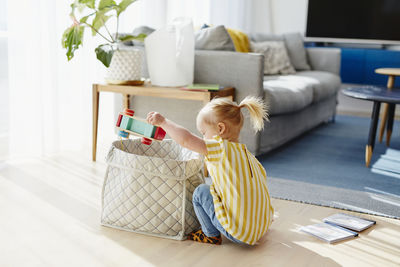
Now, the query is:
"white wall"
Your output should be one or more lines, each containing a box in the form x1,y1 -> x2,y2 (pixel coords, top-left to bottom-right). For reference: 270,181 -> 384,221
270,0 -> 308,35
119,0 -> 309,35
247,0 -> 273,33
0,0 -> 8,161
209,0 -> 309,35
210,0 -> 272,33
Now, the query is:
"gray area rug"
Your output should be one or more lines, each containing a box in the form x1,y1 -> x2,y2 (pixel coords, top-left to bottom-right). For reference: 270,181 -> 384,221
258,115 -> 400,219
268,177 -> 399,218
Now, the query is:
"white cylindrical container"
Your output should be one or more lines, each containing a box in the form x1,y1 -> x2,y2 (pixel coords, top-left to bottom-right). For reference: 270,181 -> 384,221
144,17 -> 194,87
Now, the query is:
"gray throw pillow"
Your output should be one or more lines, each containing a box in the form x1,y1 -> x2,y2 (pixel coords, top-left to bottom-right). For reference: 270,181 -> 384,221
283,32 -> 311,70
250,41 -> 296,75
195,25 -> 236,51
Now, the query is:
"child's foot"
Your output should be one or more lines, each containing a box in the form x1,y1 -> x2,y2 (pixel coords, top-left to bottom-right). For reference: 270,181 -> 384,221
187,229 -> 222,245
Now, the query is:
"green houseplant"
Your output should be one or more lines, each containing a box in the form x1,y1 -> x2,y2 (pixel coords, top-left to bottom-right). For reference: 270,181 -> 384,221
62,0 -> 145,67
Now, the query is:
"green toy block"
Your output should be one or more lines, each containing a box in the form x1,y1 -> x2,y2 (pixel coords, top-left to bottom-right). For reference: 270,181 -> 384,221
144,124 -> 157,137
120,116 -> 133,129
130,119 -> 157,138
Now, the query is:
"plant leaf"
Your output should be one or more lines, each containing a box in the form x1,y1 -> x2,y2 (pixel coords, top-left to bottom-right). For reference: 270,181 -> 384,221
62,25 -> 85,61
98,0 -> 116,10
79,0 -> 95,9
116,0 -> 136,16
118,33 -> 146,42
95,45 -> 114,67
71,2 -> 87,13
91,12 -> 111,36
80,15 -> 90,23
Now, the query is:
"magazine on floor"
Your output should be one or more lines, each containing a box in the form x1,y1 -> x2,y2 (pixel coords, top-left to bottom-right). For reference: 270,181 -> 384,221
300,222 -> 358,243
323,213 -> 376,232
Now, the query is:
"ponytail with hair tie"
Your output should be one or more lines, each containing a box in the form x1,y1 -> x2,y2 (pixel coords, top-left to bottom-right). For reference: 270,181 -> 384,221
201,96 -> 268,133
238,96 -> 269,132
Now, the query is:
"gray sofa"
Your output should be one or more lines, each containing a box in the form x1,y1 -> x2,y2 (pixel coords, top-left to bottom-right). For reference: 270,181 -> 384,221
115,35 -> 341,156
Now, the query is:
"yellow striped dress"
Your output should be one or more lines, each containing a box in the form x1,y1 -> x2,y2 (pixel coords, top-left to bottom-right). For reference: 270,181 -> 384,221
205,135 -> 274,245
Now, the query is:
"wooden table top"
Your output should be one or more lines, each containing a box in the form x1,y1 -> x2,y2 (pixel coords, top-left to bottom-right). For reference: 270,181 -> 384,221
342,86 -> 400,104
375,68 -> 400,76
94,83 -> 235,102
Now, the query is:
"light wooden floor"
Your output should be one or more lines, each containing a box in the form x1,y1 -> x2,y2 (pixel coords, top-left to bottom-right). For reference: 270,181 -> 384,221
0,151 -> 399,267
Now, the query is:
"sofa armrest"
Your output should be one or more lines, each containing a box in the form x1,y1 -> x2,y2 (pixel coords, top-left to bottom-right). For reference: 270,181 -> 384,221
306,47 -> 341,76
194,50 -> 265,154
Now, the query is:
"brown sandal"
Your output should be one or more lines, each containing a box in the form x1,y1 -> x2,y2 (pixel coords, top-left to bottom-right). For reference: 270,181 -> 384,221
187,229 -> 222,245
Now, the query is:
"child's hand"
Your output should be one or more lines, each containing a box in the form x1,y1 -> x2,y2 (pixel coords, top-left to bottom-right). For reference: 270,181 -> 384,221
146,112 -> 165,127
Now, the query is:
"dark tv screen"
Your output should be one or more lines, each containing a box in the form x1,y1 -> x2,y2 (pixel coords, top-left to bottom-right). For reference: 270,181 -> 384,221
306,0 -> 400,43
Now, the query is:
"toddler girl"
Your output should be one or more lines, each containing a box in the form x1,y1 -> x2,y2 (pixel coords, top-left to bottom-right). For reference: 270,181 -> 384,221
146,96 -> 274,245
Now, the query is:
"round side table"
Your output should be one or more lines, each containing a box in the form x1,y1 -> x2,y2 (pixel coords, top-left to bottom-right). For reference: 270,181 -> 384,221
342,86 -> 400,167
375,68 -> 400,145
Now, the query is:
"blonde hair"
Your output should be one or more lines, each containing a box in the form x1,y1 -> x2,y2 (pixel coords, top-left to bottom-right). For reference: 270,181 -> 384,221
199,96 -> 269,132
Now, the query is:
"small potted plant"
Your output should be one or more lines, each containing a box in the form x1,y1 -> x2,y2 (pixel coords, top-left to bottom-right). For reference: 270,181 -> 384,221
62,0 -> 146,84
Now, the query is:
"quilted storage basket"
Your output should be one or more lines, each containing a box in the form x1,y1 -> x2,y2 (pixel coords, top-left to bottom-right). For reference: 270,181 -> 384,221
101,139 -> 204,240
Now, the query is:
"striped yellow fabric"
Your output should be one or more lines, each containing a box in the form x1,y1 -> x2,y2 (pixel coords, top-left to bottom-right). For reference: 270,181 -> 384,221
204,135 -> 274,245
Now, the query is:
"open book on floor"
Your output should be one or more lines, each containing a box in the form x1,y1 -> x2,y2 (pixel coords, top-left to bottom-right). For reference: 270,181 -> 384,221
300,213 -> 376,243
323,213 -> 376,232
300,222 -> 358,243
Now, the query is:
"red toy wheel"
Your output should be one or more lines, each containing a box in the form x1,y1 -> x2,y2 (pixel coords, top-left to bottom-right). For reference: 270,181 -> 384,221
153,127 -> 166,140
116,114 -> 123,127
124,108 -> 134,116
141,137 -> 152,145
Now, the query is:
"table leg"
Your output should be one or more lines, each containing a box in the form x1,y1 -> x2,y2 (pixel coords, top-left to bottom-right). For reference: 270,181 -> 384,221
366,101 -> 381,167
92,84 -> 100,161
378,75 -> 395,142
378,104 -> 388,143
203,93 -> 211,105
386,103 -> 395,146
123,94 -> 130,109
202,93 -> 211,176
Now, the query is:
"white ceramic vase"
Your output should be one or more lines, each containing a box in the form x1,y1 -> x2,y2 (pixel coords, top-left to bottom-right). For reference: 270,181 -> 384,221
105,48 -> 142,84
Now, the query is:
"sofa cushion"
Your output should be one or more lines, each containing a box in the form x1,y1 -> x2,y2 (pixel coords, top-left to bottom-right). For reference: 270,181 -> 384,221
295,71 -> 341,102
195,25 -> 236,51
249,32 -> 311,71
251,41 -> 296,75
283,33 -> 311,71
263,75 -> 315,115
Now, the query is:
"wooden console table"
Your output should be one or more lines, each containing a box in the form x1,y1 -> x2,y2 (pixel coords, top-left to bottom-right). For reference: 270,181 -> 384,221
92,83 -> 235,161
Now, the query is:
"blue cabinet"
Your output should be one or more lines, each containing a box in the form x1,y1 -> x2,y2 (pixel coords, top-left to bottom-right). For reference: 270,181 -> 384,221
340,48 -> 400,87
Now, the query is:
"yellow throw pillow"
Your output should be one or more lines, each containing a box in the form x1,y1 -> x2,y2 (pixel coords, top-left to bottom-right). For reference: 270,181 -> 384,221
226,28 -> 250,53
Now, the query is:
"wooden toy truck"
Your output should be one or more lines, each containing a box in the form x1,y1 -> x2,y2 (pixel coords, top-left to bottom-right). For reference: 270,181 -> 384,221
116,109 -> 166,145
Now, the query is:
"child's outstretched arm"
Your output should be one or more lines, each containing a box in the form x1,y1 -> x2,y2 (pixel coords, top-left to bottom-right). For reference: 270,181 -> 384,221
147,112 -> 207,156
